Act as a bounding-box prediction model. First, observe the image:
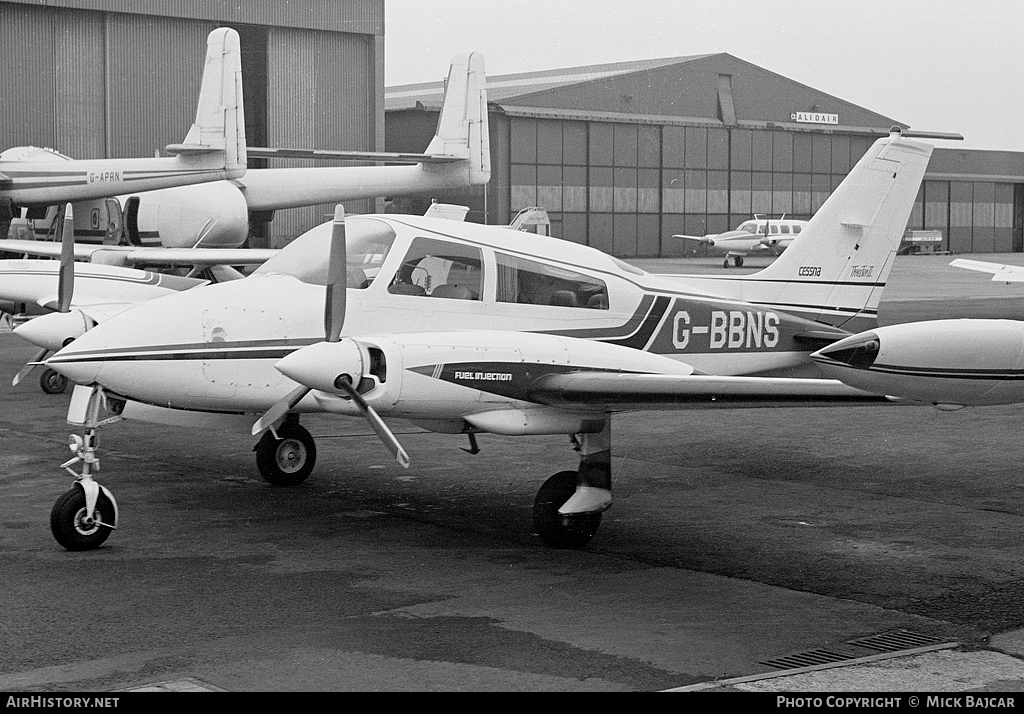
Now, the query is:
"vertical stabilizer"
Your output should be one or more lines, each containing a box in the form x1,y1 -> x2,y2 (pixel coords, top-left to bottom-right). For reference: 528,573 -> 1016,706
425,52 -> 490,185
739,129 -> 932,330
175,27 -> 247,178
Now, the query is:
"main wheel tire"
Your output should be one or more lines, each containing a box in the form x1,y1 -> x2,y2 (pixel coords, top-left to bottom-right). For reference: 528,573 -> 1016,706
50,487 -> 115,551
735,256 -> 744,267
255,422 -> 317,486
40,368 -> 68,395
533,470 -> 602,549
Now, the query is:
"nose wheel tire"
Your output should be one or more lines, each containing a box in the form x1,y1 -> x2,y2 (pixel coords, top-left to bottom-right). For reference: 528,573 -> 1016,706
50,487 -> 115,551
40,368 -> 68,395
255,422 -> 317,486
532,470 -> 602,549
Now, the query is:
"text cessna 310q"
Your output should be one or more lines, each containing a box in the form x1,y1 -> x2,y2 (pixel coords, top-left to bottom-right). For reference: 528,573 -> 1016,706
42,128 -> 932,552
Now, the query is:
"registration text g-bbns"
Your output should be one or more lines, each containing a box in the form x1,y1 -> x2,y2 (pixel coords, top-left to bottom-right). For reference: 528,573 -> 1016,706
673,310 -> 780,350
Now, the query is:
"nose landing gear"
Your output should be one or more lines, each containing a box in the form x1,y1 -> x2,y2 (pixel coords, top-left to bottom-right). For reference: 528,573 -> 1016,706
51,385 -> 121,550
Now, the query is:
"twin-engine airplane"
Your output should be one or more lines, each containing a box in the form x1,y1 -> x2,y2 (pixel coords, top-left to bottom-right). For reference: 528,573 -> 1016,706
1,51 -> 489,263
673,217 -> 808,268
811,259 -> 1024,409
0,27 -> 246,238
40,128 -> 933,552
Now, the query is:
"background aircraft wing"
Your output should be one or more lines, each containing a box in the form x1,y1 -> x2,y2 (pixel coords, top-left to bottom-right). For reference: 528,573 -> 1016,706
526,372 -> 887,411
109,247 -> 279,267
0,240 -> 277,267
0,239 -> 101,261
950,258 -> 1024,283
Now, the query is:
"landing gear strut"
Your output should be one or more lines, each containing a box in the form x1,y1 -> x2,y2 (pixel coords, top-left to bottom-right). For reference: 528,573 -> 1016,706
255,415 -> 317,486
51,385 -> 120,550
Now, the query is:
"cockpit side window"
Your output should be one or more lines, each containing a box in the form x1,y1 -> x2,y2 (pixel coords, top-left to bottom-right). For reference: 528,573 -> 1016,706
495,252 -> 608,309
254,217 -> 396,289
388,236 -> 483,300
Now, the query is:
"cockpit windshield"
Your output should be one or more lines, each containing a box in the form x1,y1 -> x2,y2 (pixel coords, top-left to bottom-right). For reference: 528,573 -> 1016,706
254,217 -> 397,288
739,222 -> 760,235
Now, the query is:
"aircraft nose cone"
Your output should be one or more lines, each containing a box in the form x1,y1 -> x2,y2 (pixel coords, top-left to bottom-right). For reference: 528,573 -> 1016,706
275,340 -> 364,393
14,310 -> 92,352
811,332 -> 881,370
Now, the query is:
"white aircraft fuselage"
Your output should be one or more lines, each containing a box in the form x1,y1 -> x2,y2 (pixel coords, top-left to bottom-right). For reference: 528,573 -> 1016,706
50,213 -> 876,422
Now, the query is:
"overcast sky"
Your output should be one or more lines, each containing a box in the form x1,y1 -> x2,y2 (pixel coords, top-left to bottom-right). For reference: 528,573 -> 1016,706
384,0 -> 1023,153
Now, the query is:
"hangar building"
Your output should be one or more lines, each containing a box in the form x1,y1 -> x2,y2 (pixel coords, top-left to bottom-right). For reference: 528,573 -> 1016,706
0,0 -> 385,246
386,54 -> 1024,257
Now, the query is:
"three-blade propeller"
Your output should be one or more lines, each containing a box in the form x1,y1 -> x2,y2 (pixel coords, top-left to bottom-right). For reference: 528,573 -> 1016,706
252,205 -> 410,468
13,204 -> 74,386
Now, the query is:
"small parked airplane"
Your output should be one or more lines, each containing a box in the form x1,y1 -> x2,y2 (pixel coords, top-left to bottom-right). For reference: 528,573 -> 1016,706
673,216 -> 808,268
40,128 -> 932,552
1,51 -> 489,260
0,27 -> 246,238
810,258 -> 1024,409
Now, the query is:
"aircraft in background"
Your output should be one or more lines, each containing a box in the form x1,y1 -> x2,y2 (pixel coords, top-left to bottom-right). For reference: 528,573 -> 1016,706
810,258 -> 1024,410
0,27 -> 246,239
1,51 -> 489,262
673,216 -> 809,268
40,128 -> 932,552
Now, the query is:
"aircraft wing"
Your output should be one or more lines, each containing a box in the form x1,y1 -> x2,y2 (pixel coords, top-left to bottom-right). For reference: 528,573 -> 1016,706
246,147 -> 464,164
101,247 -> 279,267
526,373 -> 887,411
0,238 -> 101,261
671,233 -> 713,244
950,258 -> 1024,283
0,240 -> 277,267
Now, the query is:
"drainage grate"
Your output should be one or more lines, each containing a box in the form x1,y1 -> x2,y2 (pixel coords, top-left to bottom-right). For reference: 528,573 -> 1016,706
847,629 -> 946,653
760,629 -> 953,671
761,648 -> 857,670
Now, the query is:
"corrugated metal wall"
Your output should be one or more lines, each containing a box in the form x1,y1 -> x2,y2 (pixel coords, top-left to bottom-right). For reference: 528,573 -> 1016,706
267,26 -> 375,242
0,2 -> 58,151
105,14 -> 211,158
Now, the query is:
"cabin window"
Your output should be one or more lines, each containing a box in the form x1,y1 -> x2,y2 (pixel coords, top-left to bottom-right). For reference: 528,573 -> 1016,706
793,225 -> 802,234
770,224 -> 779,234
255,217 -> 395,289
495,252 -> 608,309
780,225 -> 790,234
388,236 -> 483,300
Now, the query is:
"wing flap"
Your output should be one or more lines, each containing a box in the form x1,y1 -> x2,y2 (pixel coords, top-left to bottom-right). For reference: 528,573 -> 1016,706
528,372 -> 887,409
245,147 -> 462,164
0,239 -> 102,261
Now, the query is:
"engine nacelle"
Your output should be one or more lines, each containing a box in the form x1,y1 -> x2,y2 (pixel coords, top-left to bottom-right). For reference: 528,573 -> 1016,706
811,319 -> 1024,407
120,182 -> 249,248
287,330 -> 694,433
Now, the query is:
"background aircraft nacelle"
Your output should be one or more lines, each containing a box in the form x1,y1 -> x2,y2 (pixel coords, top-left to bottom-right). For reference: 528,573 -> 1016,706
285,330 -> 695,435
811,319 -> 1024,407
12,182 -> 250,251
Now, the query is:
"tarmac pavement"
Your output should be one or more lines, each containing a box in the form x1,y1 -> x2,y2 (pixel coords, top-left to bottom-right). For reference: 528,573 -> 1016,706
3,252 -> 1024,692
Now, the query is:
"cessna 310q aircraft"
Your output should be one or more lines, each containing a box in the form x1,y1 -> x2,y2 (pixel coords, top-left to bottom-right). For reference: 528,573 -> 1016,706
1,51 -> 489,260
673,216 -> 808,268
40,128 -> 932,552
0,27 -> 246,239
810,258 -> 1024,409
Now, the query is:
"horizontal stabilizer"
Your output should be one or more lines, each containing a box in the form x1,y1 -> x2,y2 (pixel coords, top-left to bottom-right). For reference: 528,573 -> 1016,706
950,258 -> 1024,283
246,147 -> 463,164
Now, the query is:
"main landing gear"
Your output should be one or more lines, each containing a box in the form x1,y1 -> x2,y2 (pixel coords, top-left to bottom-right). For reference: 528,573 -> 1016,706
723,255 -> 744,268
531,417 -> 614,549
51,385 -> 120,550
254,414 -> 317,486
